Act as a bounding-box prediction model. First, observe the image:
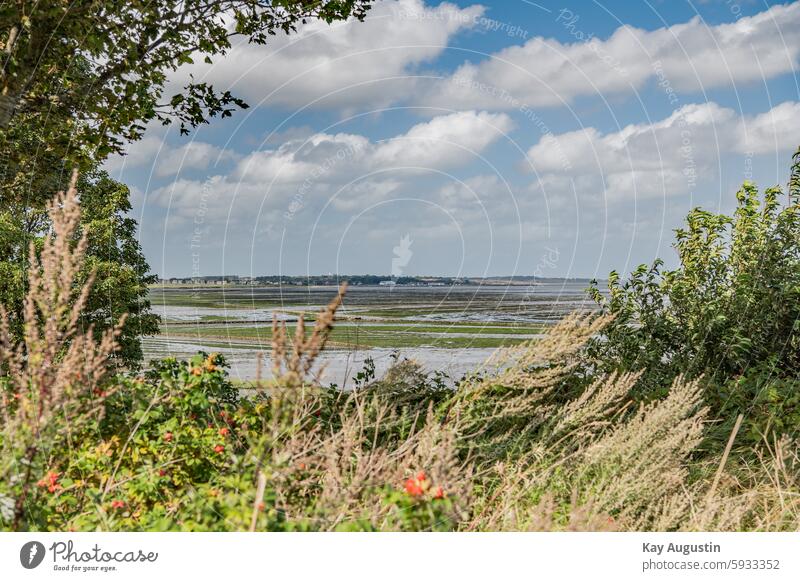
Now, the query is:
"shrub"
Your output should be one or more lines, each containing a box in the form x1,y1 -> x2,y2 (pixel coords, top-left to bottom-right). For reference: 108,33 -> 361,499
588,148 -> 800,441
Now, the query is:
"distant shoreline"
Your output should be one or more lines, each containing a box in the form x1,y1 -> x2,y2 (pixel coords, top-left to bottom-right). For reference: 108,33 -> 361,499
150,276 -> 601,289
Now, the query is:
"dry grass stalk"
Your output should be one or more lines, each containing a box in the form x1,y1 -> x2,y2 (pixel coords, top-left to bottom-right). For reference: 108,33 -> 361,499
706,413 -> 743,503
302,401 -> 471,530
460,313 -> 799,531
249,471 -> 267,532
270,283 -> 346,384
458,315 -> 710,531
252,290 -> 474,530
452,312 -> 615,463
576,377 -> 706,529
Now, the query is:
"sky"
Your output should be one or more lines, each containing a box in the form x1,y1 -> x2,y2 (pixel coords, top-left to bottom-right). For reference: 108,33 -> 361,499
105,0 -> 800,280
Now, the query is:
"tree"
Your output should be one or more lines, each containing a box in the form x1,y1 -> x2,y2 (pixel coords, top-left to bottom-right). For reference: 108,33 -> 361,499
77,169 -> 160,366
0,1 -> 373,161
588,148 -> 800,439
0,166 -> 158,367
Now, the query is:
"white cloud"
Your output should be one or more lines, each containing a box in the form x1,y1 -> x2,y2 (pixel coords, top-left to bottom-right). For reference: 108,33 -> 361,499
230,110 -> 512,185
371,110 -> 514,168
329,179 -> 403,211
156,142 -> 241,177
437,174 -> 505,207
233,133 -> 370,185
104,135 -> 165,173
103,128 -> 241,180
152,110 -> 512,217
419,3 -> 800,109
168,2 -> 800,113
526,101 -> 800,202
173,0 -> 484,110
739,101 -> 800,154
129,3 -> 800,277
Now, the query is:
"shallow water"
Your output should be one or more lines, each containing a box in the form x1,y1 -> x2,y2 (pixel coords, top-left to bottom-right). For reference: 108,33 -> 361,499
155,304 -> 299,323
142,335 -> 497,387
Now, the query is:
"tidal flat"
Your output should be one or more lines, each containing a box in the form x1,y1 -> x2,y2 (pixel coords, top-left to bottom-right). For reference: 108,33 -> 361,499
145,281 -> 599,384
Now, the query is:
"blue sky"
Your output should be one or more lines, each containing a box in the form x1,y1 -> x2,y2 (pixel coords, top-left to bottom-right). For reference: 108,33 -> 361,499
106,0 -> 800,280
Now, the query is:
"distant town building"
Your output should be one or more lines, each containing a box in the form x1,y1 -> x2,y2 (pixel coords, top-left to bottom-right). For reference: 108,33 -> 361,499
379,280 -> 396,286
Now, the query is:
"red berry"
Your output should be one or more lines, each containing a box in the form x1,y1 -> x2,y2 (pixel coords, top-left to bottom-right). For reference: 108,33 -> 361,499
404,478 -> 423,497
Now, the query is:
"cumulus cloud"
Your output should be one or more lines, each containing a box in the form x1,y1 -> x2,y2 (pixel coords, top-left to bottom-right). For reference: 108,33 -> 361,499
739,101 -> 800,154
419,3 -> 800,109
437,174 -> 507,207
104,132 -> 241,183
156,142 -> 241,177
172,0 -> 484,110
104,135 -> 166,173
126,2 -> 800,277
526,101 -> 800,202
370,110 -> 515,168
152,110 -> 513,218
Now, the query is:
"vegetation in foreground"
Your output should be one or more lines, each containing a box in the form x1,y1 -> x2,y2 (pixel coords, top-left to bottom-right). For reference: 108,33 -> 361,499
2,0 -> 798,533
2,164 -> 800,532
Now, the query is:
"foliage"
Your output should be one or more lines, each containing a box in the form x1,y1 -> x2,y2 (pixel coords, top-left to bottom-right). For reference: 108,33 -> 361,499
0,167 -> 158,367
588,149 -> 800,441
8,298 -> 797,532
76,169 -> 160,366
452,313 -> 610,465
0,0 -> 373,163
0,175 -> 124,529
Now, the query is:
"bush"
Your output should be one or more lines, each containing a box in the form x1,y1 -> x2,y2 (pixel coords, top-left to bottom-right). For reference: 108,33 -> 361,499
588,148 -> 800,441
